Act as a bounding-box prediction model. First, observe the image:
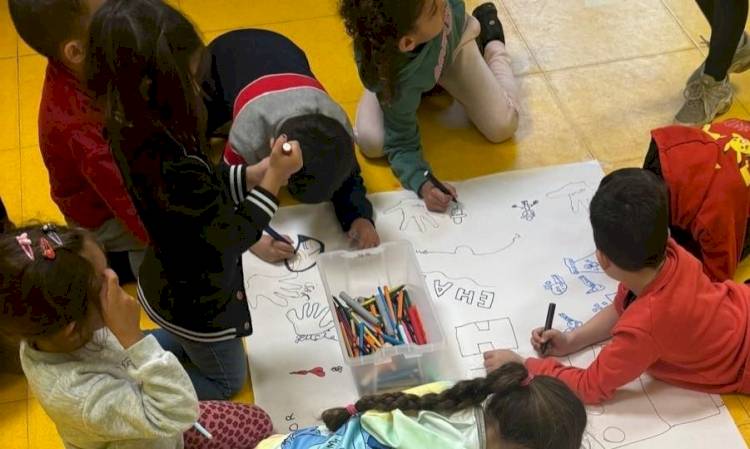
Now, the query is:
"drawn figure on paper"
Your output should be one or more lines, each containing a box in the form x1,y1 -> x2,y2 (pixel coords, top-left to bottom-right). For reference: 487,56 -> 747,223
512,199 -> 539,221
285,235 -> 325,273
289,367 -> 326,378
449,202 -> 468,224
544,274 -> 568,295
331,366 -> 343,374
248,273 -> 317,310
579,275 -> 605,294
546,181 -> 593,213
558,312 -> 583,332
425,271 -> 496,309
455,318 -> 518,357
565,251 -> 604,275
418,233 -> 521,257
286,302 -> 336,343
593,293 -> 616,313
384,199 -> 441,233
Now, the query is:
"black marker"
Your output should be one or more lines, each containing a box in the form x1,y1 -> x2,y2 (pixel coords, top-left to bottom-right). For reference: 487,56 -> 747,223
540,303 -> 556,355
424,170 -> 457,203
265,226 -> 296,253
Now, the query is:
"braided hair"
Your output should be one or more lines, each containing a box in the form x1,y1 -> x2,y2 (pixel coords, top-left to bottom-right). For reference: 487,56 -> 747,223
322,363 -> 587,449
339,0 -> 425,104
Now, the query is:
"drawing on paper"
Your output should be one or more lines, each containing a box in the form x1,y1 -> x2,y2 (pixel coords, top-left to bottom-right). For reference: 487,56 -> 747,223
285,302 -> 336,343
425,271 -> 496,309
565,251 -> 604,275
455,318 -> 518,357
417,233 -> 521,256
593,293 -> 616,313
384,199 -> 442,233
330,366 -> 343,374
579,275 -> 605,294
247,273 -> 317,310
546,181 -> 593,213
544,274 -> 568,295
449,202 -> 468,224
285,235 -> 325,273
512,199 -> 539,221
558,312 -> 583,332
289,367 -> 326,377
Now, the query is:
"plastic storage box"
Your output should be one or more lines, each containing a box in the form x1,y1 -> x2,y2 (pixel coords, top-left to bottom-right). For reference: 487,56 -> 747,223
318,241 -> 459,395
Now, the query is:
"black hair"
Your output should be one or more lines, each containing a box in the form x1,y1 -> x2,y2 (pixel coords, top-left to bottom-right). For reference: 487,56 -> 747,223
86,0 -> 207,156
282,114 -> 357,203
322,363 -> 587,449
9,0 -> 88,59
0,225 -> 100,339
590,168 -> 669,271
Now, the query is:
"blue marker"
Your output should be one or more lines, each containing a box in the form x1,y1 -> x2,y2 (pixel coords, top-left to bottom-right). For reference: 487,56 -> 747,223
264,226 -> 296,253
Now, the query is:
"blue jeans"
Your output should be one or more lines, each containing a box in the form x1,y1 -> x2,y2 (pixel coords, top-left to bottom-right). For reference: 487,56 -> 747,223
149,329 -> 248,400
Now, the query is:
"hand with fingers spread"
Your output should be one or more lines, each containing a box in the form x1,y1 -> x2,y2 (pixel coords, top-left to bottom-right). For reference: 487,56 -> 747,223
285,302 -> 335,343
99,269 -> 144,349
530,327 -> 576,357
348,218 -> 380,249
420,180 -> 457,213
250,234 -> 296,263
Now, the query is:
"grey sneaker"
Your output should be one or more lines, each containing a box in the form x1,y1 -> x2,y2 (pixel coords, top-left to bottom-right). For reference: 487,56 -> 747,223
674,73 -> 733,126
687,31 -> 750,84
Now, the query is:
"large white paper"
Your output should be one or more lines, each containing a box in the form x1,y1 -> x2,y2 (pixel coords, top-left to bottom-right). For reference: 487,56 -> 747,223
243,161 -> 745,448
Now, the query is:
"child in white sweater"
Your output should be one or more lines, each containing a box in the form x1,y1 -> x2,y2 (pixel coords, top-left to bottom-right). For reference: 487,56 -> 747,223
0,224 -> 273,449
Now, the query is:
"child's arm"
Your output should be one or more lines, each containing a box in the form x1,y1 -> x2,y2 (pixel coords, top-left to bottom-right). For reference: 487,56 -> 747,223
531,304 -> 619,356
331,167 -> 374,232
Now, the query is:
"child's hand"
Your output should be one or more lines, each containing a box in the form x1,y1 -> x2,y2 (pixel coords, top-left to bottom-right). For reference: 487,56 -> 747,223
530,328 -> 574,357
245,158 -> 270,189
483,349 -> 525,373
261,135 -> 303,194
420,180 -> 457,213
99,269 -> 144,349
251,234 -> 296,263
348,218 -> 380,249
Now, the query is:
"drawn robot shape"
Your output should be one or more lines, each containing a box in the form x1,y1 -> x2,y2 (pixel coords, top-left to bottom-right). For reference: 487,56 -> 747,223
564,252 -> 604,275
450,202 -> 468,224
544,274 -> 568,295
285,235 -> 325,273
512,199 -> 539,222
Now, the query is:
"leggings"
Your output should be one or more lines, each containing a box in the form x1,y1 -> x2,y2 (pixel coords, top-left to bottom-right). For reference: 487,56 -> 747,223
184,401 -> 274,449
695,0 -> 749,80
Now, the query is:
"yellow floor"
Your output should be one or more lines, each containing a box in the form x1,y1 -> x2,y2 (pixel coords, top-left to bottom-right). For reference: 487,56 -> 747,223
2,0 -> 750,447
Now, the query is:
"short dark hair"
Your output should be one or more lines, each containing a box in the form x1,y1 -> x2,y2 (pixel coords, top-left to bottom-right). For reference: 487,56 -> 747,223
282,114 -> 356,204
9,0 -> 88,59
590,168 -> 669,271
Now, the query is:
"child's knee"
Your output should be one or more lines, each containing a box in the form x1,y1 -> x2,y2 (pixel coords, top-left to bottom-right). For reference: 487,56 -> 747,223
483,109 -> 519,144
354,126 -> 385,158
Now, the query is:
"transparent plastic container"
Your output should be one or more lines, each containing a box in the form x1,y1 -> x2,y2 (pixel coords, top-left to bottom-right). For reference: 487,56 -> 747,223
318,241 -> 459,395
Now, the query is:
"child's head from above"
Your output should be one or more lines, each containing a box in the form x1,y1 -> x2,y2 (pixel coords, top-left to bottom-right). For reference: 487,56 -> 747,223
280,114 -> 357,204
322,363 -> 587,449
340,0 -> 447,103
86,0 -> 206,146
590,168 -> 669,279
0,225 -> 106,353
9,0 -> 105,72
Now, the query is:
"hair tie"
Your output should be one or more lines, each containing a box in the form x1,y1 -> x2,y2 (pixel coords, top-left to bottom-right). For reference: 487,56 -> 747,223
345,404 -> 358,416
40,237 -> 56,260
521,374 -> 536,387
16,233 -> 34,261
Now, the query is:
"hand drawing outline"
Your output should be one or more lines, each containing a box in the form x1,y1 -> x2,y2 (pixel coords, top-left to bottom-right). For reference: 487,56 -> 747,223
384,199 -> 441,233
285,302 -> 336,343
546,181 -> 592,214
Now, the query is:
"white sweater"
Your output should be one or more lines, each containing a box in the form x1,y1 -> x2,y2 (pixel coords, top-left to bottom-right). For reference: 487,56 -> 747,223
21,330 -> 199,449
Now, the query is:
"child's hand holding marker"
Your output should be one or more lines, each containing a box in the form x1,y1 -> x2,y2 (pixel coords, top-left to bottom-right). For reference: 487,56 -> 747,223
251,234 -> 296,263
260,135 -> 303,193
420,171 -> 458,213
530,328 -> 575,357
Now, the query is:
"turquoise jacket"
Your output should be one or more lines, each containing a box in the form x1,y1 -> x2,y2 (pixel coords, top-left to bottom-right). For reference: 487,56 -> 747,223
358,0 -> 466,193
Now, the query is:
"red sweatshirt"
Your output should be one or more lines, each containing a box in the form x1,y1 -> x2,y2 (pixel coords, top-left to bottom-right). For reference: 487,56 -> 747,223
651,119 -> 750,281
38,62 -> 148,243
526,239 -> 750,404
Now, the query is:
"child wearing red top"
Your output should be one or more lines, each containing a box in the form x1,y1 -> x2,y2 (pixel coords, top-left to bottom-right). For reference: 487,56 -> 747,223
9,0 -> 147,281
644,118 -> 750,281
483,169 -> 750,404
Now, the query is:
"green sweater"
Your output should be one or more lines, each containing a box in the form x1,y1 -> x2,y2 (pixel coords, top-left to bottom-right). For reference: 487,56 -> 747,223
358,0 -> 466,193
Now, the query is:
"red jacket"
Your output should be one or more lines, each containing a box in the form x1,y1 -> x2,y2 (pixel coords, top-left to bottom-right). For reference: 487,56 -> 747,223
526,239 -> 750,404
38,62 -> 148,243
651,120 -> 750,281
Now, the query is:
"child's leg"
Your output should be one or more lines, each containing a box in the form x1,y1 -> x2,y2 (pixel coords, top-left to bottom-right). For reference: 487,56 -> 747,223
354,90 -> 386,158
698,0 -> 748,81
184,401 -> 274,449
438,15 -> 520,144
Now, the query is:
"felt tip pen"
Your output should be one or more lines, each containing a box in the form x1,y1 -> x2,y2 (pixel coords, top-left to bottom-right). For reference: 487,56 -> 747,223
540,303 -> 557,355
264,226 -> 296,253
339,292 -> 381,327
282,142 -> 293,155
193,422 -> 213,439
424,170 -> 457,203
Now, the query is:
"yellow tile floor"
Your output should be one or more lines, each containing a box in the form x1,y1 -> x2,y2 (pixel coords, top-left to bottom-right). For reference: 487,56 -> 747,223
2,0 -> 750,447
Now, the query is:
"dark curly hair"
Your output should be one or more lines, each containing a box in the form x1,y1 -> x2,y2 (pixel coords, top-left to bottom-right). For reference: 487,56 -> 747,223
322,363 -> 587,449
339,0 -> 425,104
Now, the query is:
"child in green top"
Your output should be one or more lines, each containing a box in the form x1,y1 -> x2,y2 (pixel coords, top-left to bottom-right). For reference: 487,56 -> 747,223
340,0 -> 519,212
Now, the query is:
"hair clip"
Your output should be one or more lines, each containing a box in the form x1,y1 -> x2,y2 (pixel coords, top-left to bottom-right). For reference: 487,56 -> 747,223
42,224 -> 63,246
40,237 -> 56,260
15,233 -> 34,261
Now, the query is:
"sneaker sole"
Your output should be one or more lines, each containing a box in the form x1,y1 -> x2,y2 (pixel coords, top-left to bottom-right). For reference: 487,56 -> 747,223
674,96 -> 733,127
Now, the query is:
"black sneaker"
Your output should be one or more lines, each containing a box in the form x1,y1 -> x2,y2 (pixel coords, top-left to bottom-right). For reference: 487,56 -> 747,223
472,2 -> 505,54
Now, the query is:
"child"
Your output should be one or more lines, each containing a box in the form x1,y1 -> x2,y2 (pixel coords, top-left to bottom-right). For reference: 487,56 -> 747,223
254,363 -> 586,449
86,0 -> 303,400
483,169 -> 750,404
9,0 -> 147,282
203,29 -> 379,262
340,1 -> 520,213
643,118 -> 750,282
0,224 -> 273,449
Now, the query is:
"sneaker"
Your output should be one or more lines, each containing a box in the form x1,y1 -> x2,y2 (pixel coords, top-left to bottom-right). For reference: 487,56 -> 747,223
687,31 -> 750,84
472,2 -> 505,55
674,73 -> 733,126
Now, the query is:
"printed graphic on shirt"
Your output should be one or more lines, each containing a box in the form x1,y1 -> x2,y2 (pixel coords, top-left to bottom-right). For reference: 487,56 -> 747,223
702,122 -> 750,186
